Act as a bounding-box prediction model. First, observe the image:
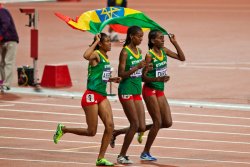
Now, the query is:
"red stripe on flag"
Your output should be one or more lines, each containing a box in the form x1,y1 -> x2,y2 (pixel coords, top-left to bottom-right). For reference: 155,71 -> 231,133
110,24 -> 128,34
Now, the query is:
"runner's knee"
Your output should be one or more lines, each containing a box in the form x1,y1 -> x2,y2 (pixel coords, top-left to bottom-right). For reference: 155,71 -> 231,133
105,122 -> 114,133
87,128 -> 97,136
138,125 -> 145,132
162,120 -> 172,128
153,119 -> 162,129
130,122 -> 139,132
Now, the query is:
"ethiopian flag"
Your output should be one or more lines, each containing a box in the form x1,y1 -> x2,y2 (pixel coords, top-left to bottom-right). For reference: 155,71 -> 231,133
55,7 -> 168,35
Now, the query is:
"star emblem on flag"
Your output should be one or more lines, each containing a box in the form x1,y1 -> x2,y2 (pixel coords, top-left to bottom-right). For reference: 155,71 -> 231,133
101,7 -> 120,20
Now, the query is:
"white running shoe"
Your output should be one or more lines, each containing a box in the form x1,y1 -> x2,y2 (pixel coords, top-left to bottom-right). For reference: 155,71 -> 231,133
117,155 -> 133,164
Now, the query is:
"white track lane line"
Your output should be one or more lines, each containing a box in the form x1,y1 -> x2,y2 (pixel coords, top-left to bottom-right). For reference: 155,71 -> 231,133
0,134 -> 250,155
2,96 -> 250,111
1,128 -> 250,145
2,108 -> 250,121
1,116 -> 250,128
0,146 -> 249,165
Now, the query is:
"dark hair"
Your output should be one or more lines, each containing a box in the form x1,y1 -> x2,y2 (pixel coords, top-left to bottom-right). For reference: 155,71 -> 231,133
90,33 -> 108,50
123,26 -> 142,47
148,29 -> 160,49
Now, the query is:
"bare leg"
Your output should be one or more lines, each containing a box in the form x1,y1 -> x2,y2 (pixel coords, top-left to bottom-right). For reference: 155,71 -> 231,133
119,100 -> 139,156
97,99 -> 114,159
62,104 -> 98,136
113,99 -> 145,137
134,100 -> 146,132
142,94 -> 161,153
158,96 -> 172,128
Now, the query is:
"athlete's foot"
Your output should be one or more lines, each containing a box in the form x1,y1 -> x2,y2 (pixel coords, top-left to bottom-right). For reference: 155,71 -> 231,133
117,155 -> 133,164
137,132 -> 144,144
96,158 -> 114,166
140,152 -> 157,161
53,123 -> 64,144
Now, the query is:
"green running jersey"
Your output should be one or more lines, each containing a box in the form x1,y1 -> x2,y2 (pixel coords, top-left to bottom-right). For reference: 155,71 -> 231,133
145,49 -> 167,91
87,50 -> 111,96
118,46 -> 143,95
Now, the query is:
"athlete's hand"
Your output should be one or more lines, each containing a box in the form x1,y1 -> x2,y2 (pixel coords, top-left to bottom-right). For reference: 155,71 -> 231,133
137,60 -> 146,69
144,63 -> 153,73
157,75 -> 170,82
109,77 -> 122,83
95,34 -> 101,43
168,33 -> 177,44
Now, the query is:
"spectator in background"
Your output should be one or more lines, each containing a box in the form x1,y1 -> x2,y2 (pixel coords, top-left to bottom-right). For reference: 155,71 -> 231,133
107,0 -> 127,42
0,3 -> 19,90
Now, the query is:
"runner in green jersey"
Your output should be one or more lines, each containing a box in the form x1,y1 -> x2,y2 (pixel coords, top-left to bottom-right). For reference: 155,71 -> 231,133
118,45 -> 143,95
139,29 -> 185,161
110,26 -> 147,164
53,33 -> 121,166
87,50 -> 112,96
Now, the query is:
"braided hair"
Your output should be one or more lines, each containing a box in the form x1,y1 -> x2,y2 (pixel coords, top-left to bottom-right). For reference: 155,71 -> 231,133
123,26 -> 142,47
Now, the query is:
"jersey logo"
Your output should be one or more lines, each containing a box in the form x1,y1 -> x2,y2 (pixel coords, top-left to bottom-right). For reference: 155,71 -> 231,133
122,95 -> 131,99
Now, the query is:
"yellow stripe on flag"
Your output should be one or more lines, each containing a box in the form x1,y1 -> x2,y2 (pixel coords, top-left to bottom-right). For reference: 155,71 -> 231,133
68,10 -> 101,31
124,8 -> 141,16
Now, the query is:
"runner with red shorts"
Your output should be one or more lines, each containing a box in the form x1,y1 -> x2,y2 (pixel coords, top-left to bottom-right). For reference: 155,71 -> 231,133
139,29 -> 186,161
110,26 -> 146,164
53,33 -> 121,166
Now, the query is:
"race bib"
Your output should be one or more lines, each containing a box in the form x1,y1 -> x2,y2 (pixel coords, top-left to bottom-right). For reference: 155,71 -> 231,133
156,67 -> 167,77
86,94 -> 95,103
102,68 -> 111,82
130,68 -> 142,78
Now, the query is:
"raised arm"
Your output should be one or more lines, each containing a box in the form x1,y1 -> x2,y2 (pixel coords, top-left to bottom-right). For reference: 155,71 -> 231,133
164,34 -> 185,61
83,34 -> 100,61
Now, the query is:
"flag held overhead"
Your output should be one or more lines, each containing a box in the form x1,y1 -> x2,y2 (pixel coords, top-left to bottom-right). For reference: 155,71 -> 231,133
55,7 -> 168,35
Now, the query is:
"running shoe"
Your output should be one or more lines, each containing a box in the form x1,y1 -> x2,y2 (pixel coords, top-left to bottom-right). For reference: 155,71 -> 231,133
53,123 -> 64,144
117,155 -> 133,164
137,132 -> 144,144
96,158 -> 114,166
140,152 -> 157,161
110,133 -> 116,148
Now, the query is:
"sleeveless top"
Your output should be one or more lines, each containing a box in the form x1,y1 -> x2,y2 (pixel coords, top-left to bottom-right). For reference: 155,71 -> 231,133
145,48 -> 167,91
87,50 -> 111,96
118,46 -> 143,95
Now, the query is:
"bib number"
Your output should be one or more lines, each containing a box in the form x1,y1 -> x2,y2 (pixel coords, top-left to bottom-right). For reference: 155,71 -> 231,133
102,68 -> 111,82
156,67 -> 167,77
86,94 -> 95,102
130,68 -> 142,78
